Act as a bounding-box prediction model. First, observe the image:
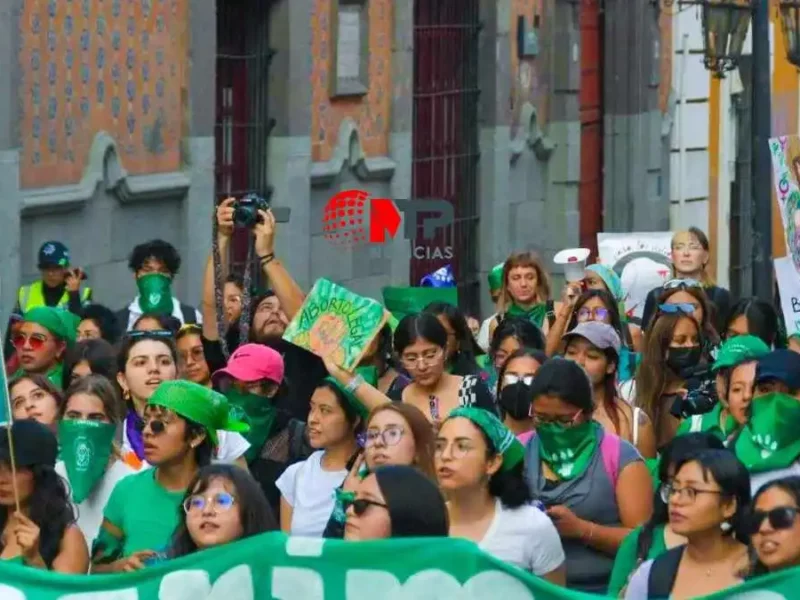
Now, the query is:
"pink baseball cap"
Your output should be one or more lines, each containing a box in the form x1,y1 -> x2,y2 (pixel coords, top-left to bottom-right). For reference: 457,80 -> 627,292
212,343 -> 285,384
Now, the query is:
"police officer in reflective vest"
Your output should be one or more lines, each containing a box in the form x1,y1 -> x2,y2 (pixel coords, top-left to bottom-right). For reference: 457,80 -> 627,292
15,241 -> 92,317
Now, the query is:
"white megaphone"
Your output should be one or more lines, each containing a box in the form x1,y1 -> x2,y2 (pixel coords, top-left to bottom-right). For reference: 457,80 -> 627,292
553,248 -> 591,282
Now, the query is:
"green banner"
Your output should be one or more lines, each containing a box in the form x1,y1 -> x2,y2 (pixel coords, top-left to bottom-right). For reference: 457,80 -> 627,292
0,533 -> 794,599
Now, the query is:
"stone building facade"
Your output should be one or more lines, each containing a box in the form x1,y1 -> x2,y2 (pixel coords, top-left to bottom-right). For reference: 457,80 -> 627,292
0,0 -> 670,323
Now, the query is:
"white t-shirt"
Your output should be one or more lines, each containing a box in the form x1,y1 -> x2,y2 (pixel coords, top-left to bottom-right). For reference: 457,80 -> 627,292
121,418 -> 250,469
479,500 -> 565,576
55,459 -> 136,548
275,450 -> 348,537
477,314 -> 497,352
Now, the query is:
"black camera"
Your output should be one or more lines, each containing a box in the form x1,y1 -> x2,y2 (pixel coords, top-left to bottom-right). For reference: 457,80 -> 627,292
669,366 -> 719,419
233,193 -> 270,228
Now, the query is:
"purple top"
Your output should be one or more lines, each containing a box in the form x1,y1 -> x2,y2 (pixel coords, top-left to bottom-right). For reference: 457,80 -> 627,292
125,408 -> 145,460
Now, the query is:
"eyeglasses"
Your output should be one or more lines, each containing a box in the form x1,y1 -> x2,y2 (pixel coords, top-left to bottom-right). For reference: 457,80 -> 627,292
401,349 -> 443,368
345,497 -> 389,517
12,332 -> 51,351
576,307 -> 610,323
659,483 -> 724,504
183,491 -> 236,514
663,278 -> 703,290
503,373 -> 535,386
657,303 -> 697,316
531,410 -> 582,427
747,506 -> 800,535
127,329 -> 174,341
365,425 -> 405,448
179,347 -> 206,364
434,438 -> 474,459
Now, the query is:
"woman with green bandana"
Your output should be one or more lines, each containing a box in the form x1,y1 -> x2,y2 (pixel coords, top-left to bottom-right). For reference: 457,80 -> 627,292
608,432 -> 725,597
55,375 -> 135,548
524,357 -> 653,594
477,262 -> 505,352
675,334 -> 769,443
92,380 -> 248,573
489,251 -> 561,343
276,377 -> 363,537
12,306 -> 77,389
436,407 -> 566,583
735,350 -> 800,495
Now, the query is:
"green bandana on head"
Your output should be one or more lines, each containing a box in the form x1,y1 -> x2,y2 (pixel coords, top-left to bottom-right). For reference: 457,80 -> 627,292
734,392 -> 800,473
23,306 -> 77,345
148,380 -> 250,447
382,287 -> 458,322
225,387 -> 277,463
137,273 -> 174,316
448,407 -> 524,471
58,420 -> 116,503
506,303 -> 548,328
488,263 -> 505,293
713,335 -> 770,373
537,420 -> 601,480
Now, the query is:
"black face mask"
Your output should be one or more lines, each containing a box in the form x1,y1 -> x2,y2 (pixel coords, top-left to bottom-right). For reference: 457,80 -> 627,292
666,345 -> 702,376
498,382 -> 533,421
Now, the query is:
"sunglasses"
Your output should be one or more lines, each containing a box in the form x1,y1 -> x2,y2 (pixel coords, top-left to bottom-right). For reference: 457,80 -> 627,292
503,373 -> 535,386
127,329 -> 174,341
747,506 -> 799,535
663,278 -> 702,290
345,497 -> 389,517
657,303 -> 697,316
183,491 -> 236,514
12,332 -> 51,351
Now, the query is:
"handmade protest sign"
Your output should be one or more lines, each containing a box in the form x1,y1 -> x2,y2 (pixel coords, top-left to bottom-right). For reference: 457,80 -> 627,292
0,532 -> 798,599
770,135 -> 800,270
775,256 -> 800,337
283,278 -> 387,370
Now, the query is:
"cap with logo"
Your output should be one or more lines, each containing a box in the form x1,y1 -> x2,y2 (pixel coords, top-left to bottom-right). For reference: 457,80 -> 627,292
212,343 -> 285,385
712,335 -> 770,373
38,241 -> 70,269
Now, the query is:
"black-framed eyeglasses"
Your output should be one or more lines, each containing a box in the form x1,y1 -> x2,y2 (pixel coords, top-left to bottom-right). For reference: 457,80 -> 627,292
365,425 -> 405,448
127,329 -> 174,341
345,497 -> 389,517
747,506 -> 800,535
660,483 -> 724,504
183,491 -> 237,514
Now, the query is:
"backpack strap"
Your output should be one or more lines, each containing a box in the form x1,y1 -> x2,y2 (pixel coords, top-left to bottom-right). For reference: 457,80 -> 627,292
647,546 -> 685,598
546,299 -> 556,328
600,431 -> 621,488
180,304 -> 198,325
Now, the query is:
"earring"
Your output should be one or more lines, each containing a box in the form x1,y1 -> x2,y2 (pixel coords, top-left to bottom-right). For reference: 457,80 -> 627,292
720,521 -> 732,533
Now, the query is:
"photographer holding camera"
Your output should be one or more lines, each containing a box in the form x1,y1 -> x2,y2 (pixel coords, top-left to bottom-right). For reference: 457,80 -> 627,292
15,241 -> 92,317
201,196 -> 327,421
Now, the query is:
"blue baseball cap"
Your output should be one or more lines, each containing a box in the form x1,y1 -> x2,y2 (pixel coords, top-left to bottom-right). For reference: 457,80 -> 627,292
755,350 -> 800,391
38,241 -> 70,269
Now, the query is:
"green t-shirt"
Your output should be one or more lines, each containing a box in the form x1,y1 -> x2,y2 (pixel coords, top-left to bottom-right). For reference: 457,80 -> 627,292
607,524 -> 668,597
102,469 -> 185,556
674,402 -> 736,442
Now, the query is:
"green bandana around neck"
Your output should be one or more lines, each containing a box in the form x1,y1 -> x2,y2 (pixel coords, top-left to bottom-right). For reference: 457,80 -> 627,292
678,402 -> 738,442
506,302 -> 547,328
137,273 -> 174,316
58,420 -> 116,503
735,392 -> 800,473
537,420 -> 601,480
225,388 -> 277,463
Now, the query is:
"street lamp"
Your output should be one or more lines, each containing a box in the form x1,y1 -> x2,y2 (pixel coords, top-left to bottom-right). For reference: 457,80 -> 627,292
779,0 -> 800,67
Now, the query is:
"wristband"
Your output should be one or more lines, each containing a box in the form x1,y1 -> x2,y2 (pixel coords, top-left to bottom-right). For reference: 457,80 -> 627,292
345,374 -> 365,393
259,253 -> 275,265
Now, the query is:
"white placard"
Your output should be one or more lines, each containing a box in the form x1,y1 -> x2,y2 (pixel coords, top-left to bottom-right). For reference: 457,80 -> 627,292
774,256 -> 800,337
597,232 -> 673,321
337,7 -> 361,80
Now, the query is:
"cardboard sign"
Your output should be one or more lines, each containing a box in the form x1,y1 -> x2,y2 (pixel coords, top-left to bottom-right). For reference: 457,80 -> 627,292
769,135 -> 800,271
283,278 -> 387,370
775,256 -> 800,337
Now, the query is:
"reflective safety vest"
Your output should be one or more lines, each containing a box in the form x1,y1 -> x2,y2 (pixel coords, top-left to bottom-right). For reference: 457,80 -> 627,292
18,281 -> 92,313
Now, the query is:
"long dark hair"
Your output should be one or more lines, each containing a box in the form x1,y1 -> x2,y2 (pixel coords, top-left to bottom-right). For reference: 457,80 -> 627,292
489,316 -> 546,359
393,313 -> 448,355
0,464 -> 75,568
62,338 -> 118,391
748,476 -> 800,577
725,298 -> 781,348
168,464 -> 277,558
423,302 -> 482,376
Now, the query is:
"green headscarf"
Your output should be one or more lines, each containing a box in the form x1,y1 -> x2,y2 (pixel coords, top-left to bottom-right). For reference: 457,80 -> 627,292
382,287 -> 458,322
505,303 -> 548,328
713,335 -> 770,373
322,366 -> 379,420
137,273 -> 174,316
488,263 -> 505,293
735,392 -> 800,473
448,407 -> 524,471
148,380 -> 250,447
23,306 -> 77,344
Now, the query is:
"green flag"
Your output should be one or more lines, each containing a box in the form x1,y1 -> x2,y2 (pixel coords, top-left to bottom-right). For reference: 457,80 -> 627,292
0,531 -> 796,598
382,286 -> 458,321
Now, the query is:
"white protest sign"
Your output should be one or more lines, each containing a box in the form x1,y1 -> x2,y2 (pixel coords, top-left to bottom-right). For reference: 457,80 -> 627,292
775,256 -> 800,337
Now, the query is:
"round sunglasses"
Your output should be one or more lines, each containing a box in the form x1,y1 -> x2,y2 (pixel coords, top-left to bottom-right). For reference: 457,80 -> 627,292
12,332 -> 51,351
748,506 -> 799,535
183,491 -> 237,514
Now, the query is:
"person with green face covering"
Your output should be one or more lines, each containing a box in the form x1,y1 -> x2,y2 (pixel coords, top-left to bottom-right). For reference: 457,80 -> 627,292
675,334 -> 769,443
12,306 -> 77,389
735,350 -> 800,495
523,357 -> 653,594
116,239 -> 201,332
55,375 -> 136,549
92,379 -> 247,573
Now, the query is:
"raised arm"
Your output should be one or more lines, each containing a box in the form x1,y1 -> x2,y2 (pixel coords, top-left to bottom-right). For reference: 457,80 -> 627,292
202,198 -> 235,341
254,209 -> 306,321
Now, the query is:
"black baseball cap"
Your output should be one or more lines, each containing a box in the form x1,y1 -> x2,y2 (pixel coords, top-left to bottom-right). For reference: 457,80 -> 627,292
756,350 -> 800,392
0,420 -> 58,468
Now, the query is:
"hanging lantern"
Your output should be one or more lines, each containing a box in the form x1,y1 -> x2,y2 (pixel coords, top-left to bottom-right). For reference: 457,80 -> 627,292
780,0 -> 800,67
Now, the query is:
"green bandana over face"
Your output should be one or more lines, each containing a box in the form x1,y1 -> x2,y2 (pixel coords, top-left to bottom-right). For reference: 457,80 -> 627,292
735,392 -> 800,473
225,388 -> 277,463
506,303 -> 547,328
58,420 -> 116,503
537,420 -> 601,480
137,273 -> 174,315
